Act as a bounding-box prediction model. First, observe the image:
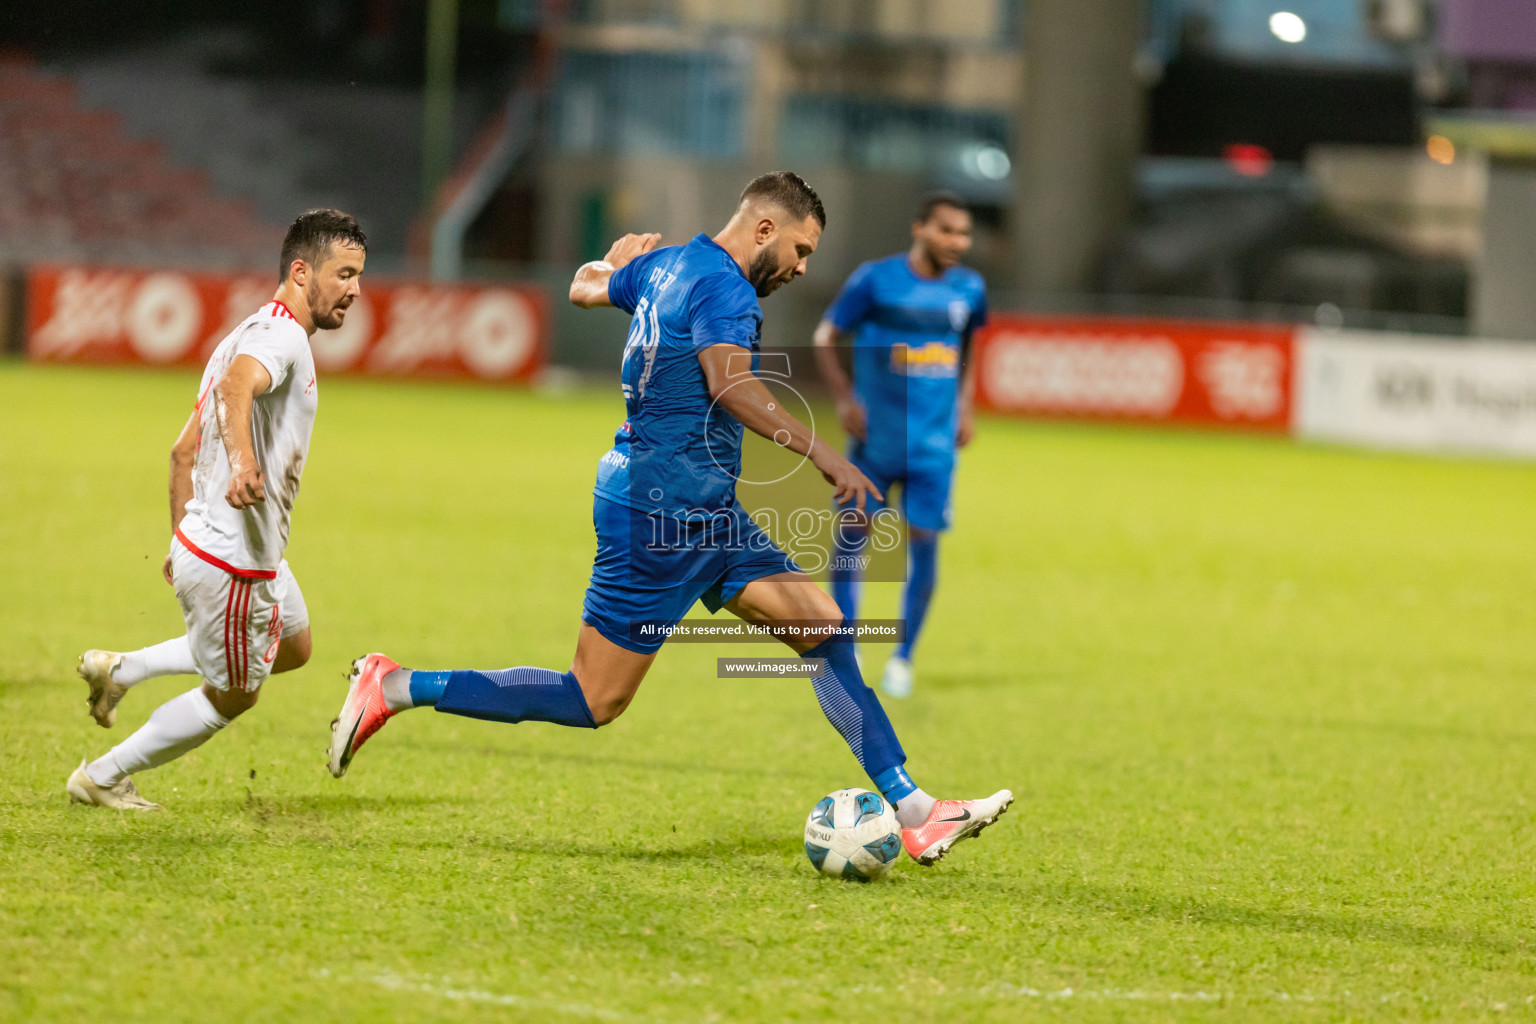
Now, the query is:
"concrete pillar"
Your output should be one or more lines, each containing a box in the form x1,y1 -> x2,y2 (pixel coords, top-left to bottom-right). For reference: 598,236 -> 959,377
1014,0 -> 1144,295
1474,158 -> 1536,340
744,40 -> 787,167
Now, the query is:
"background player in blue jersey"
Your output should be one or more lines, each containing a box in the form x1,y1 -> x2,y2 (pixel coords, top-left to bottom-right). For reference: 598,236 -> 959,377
327,173 -> 1011,866
813,193 -> 987,699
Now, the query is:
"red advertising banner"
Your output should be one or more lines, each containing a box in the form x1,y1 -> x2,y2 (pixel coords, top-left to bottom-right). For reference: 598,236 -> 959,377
26,265 -> 547,383
973,314 -> 1296,433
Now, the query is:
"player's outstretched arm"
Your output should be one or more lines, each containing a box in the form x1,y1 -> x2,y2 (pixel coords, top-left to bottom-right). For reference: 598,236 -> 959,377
698,343 -> 883,511
811,319 -> 865,442
168,409 -> 197,530
568,232 -> 662,309
163,409 -> 198,583
213,354 -> 273,510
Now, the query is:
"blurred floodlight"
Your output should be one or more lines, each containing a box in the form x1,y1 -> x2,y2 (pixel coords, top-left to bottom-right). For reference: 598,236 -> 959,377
975,145 -> 1011,181
960,142 -> 1011,181
1269,11 -> 1307,43
1426,134 -> 1455,165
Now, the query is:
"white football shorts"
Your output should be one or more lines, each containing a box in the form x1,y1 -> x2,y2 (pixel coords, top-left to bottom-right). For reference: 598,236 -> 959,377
169,537 -> 309,692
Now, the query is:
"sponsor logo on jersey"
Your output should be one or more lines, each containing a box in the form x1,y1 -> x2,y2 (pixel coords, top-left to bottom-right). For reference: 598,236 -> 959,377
890,341 -> 959,378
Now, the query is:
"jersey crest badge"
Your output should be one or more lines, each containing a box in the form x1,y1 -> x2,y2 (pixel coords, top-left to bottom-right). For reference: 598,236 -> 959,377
949,299 -> 970,332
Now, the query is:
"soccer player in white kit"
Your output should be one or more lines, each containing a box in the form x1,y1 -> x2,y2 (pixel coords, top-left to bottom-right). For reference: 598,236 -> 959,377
67,209 -> 366,810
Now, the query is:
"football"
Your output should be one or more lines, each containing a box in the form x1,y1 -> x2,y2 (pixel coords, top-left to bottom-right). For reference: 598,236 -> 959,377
803,788 -> 903,881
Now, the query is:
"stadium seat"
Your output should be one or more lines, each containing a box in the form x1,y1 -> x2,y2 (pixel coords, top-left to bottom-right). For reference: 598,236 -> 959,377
0,61 -> 283,261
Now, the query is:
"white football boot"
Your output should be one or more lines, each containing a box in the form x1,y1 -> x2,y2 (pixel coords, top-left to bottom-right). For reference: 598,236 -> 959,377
66,760 -> 162,811
901,789 -> 1013,865
77,649 -> 129,728
880,655 -> 913,699
327,653 -> 401,778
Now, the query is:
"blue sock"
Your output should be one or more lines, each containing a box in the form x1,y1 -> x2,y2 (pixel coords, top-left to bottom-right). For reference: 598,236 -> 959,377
829,523 -> 865,622
872,764 -> 918,805
802,626 -> 913,802
406,671 -> 449,707
896,530 -> 939,661
432,667 -> 598,728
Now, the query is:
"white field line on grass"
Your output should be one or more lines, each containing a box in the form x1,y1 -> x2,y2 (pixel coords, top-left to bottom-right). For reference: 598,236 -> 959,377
314,969 -> 675,1023
317,969 -> 1536,1016
986,983 -> 1536,1010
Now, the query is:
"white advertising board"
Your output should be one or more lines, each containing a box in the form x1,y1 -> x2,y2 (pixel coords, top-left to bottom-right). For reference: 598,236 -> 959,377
1294,329 -> 1536,459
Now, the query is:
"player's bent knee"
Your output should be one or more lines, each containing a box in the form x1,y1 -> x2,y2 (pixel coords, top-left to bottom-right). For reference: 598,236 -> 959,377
588,693 -> 631,727
570,624 -> 653,726
576,673 -> 638,727
203,682 -> 260,719
800,587 -> 845,628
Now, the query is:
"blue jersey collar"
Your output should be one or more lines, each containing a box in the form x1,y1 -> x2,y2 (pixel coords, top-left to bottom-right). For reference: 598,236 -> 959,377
903,253 -> 959,284
694,233 -> 749,281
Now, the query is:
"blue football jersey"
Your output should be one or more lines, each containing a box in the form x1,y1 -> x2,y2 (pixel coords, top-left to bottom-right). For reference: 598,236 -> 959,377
595,233 -> 762,518
824,254 -> 987,469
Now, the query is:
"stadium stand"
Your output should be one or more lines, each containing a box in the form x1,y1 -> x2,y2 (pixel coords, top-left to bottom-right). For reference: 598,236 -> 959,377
0,59 -> 284,269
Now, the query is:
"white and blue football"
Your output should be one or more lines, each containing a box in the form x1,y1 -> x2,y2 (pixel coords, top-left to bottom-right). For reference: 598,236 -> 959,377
803,788 -> 903,882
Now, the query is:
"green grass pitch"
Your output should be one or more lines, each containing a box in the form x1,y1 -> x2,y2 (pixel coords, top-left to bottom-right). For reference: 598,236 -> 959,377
2,361 -> 1535,1022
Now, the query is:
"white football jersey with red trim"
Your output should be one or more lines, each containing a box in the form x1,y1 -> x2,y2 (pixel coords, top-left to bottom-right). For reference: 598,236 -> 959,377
177,300 -> 317,574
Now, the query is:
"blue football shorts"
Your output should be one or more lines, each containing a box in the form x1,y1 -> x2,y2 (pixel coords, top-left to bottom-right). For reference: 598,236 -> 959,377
581,496 -> 802,654
846,442 -> 956,533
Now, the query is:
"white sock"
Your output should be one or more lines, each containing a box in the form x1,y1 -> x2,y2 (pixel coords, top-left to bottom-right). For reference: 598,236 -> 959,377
381,669 -> 414,713
85,687 -> 230,786
115,636 -> 197,687
895,788 -> 937,829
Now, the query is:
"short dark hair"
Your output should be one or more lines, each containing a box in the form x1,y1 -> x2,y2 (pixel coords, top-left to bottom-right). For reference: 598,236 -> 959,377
279,209 -> 367,282
916,191 -> 969,224
739,171 -> 826,228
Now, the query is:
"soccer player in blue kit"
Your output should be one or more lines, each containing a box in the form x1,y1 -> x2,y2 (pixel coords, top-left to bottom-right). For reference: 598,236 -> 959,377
813,193 -> 987,699
327,173 -> 1011,865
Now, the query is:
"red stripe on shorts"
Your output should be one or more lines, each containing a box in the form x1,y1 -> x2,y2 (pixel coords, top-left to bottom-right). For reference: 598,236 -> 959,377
232,581 -> 244,691
240,581 -> 253,690
238,581 -> 251,690
223,581 -> 237,689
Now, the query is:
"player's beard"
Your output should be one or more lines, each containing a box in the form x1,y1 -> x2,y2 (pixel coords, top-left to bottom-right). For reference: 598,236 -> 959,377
747,247 -> 782,298
307,280 -> 348,331
922,240 -> 961,270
